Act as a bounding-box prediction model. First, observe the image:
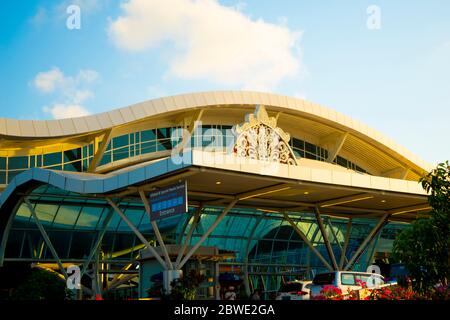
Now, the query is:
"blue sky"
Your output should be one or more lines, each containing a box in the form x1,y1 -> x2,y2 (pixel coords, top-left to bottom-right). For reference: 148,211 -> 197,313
0,0 -> 449,164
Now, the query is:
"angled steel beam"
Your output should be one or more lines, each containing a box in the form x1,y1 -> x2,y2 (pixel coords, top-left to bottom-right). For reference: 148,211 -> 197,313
88,128 -> 113,173
320,132 -> 348,163
326,218 -> 349,268
244,212 -> 266,296
178,199 -> 238,269
344,214 -> 390,271
176,109 -> 204,152
24,199 -> 68,279
283,212 -> 333,271
80,208 -> 115,278
314,207 -> 338,270
365,232 -> 381,269
105,197 -> 167,269
175,204 -> 203,268
139,190 -> 174,270
339,218 -> 352,270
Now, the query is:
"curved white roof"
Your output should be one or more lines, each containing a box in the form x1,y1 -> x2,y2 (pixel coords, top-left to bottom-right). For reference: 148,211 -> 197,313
0,90 -> 433,176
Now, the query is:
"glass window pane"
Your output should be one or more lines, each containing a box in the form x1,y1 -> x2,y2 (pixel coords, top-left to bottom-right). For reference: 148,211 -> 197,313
15,203 -> 32,220
63,161 -> 82,172
113,135 -> 129,149
29,155 -> 36,168
157,139 -> 172,151
52,206 -> 81,228
44,152 -> 61,167
117,209 -> 144,231
0,171 -> 5,184
75,206 -> 104,229
99,151 -> 112,166
37,155 -> 42,167
341,274 -> 355,285
293,139 -> 304,150
141,141 -> 157,154
0,157 -> 6,170
33,203 -> 59,224
64,148 -> 82,162
336,156 -> 347,167
305,152 -> 316,160
305,142 -> 316,154
141,129 -> 156,142
157,128 -> 170,139
69,233 -> 94,259
8,156 -> 28,170
113,147 -> 129,161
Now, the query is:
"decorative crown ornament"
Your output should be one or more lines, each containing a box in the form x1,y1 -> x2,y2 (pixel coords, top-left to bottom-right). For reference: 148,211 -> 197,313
232,105 -> 298,165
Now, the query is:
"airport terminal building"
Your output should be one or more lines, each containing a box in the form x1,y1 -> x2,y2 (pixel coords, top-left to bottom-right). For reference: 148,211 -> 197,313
0,91 -> 432,299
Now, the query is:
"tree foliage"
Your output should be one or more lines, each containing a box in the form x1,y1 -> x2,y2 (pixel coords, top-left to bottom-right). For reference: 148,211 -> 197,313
393,161 -> 450,292
11,268 -> 67,300
169,270 -> 206,300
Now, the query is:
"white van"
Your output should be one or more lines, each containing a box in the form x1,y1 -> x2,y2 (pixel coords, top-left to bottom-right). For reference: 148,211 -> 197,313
309,271 -> 387,298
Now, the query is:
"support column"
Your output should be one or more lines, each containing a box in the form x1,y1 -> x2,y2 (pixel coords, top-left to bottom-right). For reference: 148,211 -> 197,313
344,214 -> 390,271
175,204 -> 203,268
339,218 -> 352,270
327,218 -> 349,269
139,190 -> 174,270
178,199 -> 238,269
244,213 -> 266,296
24,199 -> 68,279
283,212 -> 333,271
106,198 -> 167,269
81,208 -> 115,278
314,207 -> 338,270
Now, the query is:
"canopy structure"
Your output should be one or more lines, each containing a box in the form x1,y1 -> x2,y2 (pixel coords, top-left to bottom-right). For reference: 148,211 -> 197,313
0,91 -> 431,298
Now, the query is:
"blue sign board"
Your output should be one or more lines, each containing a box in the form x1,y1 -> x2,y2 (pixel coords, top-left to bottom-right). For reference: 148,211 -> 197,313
149,181 -> 188,221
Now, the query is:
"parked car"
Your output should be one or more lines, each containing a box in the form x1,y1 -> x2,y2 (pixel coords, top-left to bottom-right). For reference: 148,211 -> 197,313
276,280 -> 313,300
309,271 -> 390,298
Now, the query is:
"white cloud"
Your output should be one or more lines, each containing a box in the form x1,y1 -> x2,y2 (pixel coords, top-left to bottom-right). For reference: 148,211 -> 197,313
43,104 -> 91,119
32,67 -> 99,119
34,67 -> 65,93
108,0 -> 303,90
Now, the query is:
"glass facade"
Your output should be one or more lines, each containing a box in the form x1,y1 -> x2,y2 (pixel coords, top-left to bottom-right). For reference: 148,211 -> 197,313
0,124 -> 366,185
2,182 -> 407,295
0,145 -> 93,184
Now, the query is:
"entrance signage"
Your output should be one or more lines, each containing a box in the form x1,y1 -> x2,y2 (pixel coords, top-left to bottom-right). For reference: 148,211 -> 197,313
149,181 -> 188,221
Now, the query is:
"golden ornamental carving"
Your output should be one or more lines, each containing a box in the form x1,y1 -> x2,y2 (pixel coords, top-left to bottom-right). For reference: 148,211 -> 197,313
232,105 -> 298,165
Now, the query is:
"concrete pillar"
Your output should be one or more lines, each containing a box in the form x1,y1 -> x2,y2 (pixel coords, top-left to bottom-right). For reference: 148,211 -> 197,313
163,270 -> 183,294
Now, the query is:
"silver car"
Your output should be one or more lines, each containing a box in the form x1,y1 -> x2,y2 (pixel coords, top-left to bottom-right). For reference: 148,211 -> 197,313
276,280 -> 313,300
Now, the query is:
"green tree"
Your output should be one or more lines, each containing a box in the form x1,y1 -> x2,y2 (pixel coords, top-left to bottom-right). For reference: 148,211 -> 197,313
393,161 -> 450,293
11,268 -> 68,300
169,270 -> 206,300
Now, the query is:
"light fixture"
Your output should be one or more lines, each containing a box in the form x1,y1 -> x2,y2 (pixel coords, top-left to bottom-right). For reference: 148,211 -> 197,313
303,191 -> 309,195
320,195 -> 374,208
215,181 -> 221,185
381,200 -> 386,203
238,186 -> 291,200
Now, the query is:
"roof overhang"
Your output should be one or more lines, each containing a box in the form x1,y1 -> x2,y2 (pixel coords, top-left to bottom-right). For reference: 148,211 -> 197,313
0,150 -> 430,225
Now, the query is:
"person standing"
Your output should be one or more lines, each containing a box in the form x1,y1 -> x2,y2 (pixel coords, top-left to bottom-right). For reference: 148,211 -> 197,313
224,286 -> 237,300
